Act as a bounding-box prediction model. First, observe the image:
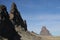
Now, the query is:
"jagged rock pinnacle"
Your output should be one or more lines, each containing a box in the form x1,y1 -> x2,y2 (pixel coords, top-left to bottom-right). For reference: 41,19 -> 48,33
0,5 -> 21,40
23,20 -> 27,31
0,5 -> 9,20
10,2 -> 18,13
10,2 -> 23,25
40,26 -> 51,36
9,2 -> 27,31
0,5 -> 6,11
0,3 -> 42,40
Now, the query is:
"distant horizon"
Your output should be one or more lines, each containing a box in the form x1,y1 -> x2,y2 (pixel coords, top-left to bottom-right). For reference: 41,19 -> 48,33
0,0 -> 60,36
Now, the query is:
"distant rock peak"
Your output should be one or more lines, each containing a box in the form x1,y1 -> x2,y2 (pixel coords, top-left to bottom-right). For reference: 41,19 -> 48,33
40,26 -> 52,36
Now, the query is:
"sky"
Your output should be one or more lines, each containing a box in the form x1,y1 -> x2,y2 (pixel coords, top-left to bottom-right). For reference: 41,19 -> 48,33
0,0 -> 60,36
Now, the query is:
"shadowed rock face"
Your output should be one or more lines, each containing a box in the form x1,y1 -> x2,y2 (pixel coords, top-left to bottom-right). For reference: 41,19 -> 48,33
40,26 -> 51,36
10,3 -> 22,26
0,3 -> 42,40
0,5 -> 9,20
23,20 -> 27,31
9,3 -> 27,31
0,5 -> 21,40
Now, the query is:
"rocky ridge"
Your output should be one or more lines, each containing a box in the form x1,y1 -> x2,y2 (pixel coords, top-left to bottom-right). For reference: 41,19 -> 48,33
0,3 -> 41,40
0,2 -> 60,40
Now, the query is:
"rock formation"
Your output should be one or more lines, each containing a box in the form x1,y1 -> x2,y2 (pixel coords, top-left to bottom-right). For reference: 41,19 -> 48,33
23,20 -> 27,31
9,3 -> 27,31
40,26 -> 51,36
0,5 -> 21,40
0,3 -> 41,40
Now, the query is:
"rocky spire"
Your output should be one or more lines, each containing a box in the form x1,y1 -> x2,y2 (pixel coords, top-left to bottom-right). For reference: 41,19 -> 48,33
9,2 -> 27,31
10,2 -> 23,25
0,5 -> 9,21
23,20 -> 27,31
40,26 -> 51,36
0,5 -> 21,40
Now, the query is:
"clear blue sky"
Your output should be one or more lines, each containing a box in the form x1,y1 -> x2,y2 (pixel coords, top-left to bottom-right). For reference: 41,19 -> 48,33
0,0 -> 60,36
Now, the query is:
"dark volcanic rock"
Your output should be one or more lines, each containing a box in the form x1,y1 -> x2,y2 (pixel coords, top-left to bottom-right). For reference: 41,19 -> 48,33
0,3 -> 42,40
9,3 -> 27,31
10,2 -> 23,26
40,26 -> 51,36
0,5 -> 21,40
23,20 -> 27,31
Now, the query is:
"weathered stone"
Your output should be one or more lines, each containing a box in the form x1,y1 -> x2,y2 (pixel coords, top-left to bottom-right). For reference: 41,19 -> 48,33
23,20 -> 27,31
40,26 -> 51,36
0,3 -> 42,40
0,5 -> 9,21
0,5 -> 21,40
9,3 -> 27,31
10,3 -> 23,25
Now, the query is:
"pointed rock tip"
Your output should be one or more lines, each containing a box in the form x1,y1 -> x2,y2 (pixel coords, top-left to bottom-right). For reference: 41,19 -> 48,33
41,26 -> 47,30
0,5 -> 6,10
40,26 -> 52,36
11,2 -> 17,9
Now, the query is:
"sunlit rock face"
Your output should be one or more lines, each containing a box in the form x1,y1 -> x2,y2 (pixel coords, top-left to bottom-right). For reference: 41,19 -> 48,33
9,3 -> 27,31
40,26 -> 51,36
0,5 -> 21,40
